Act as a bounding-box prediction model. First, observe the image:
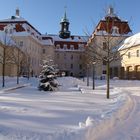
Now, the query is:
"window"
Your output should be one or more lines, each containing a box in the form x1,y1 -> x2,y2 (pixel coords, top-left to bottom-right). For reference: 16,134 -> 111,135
70,72 -> 73,76
128,52 -> 131,58
71,64 -> 73,69
63,44 -> 67,50
64,27 -> 67,32
71,36 -> 74,40
79,55 -> 82,59
71,55 -> 73,60
57,53 -> 59,59
112,26 -> 119,34
103,70 -> 106,74
79,64 -> 82,69
42,49 -> 45,54
19,41 -> 23,47
70,45 -> 74,50
78,44 -> 84,50
103,42 -> 107,50
56,44 -> 60,49
136,50 -> 139,57
64,53 -> 66,59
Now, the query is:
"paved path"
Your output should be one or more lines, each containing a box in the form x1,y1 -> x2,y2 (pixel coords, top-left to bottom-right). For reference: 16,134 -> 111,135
98,87 -> 140,140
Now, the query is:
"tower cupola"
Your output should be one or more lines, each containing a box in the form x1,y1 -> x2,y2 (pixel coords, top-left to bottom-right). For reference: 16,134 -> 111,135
59,10 -> 71,39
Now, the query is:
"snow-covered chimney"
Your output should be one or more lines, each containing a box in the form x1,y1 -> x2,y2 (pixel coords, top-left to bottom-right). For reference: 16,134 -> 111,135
108,6 -> 114,15
15,8 -> 20,17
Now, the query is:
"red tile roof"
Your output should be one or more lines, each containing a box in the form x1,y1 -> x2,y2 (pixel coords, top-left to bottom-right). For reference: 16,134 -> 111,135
0,24 -> 7,30
97,20 -> 131,34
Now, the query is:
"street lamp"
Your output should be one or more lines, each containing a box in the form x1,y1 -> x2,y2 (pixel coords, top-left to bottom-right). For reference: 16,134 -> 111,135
92,62 -> 96,90
87,64 -> 89,86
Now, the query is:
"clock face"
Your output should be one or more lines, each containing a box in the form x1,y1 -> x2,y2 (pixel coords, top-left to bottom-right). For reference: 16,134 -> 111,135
64,23 -> 67,26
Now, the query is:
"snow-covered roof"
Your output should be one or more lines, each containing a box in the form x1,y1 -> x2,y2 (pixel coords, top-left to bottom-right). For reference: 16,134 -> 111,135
0,16 -> 41,36
0,16 -> 26,22
41,35 -> 54,46
41,38 -> 54,46
119,32 -> 140,50
47,34 -> 88,42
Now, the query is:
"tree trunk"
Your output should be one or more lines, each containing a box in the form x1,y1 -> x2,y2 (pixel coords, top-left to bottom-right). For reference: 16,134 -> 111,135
2,48 -> 6,87
27,66 -> 30,80
87,66 -> 89,86
106,61 -> 110,99
17,65 -> 19,84
92,64 -> 95,90
2,62 -> 5,87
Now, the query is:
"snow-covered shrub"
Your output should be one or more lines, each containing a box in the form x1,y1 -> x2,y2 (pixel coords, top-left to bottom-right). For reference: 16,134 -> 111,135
38,60 -> 58,91
113,77 -> 119,80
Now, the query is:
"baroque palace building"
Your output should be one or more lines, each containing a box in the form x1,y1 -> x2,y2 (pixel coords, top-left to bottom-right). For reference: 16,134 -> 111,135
86,6 -> 140,80
0,7 -> 140,79
0,8 -> 87,77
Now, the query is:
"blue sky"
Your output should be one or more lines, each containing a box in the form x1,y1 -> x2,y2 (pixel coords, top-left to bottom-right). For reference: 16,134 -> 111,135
0,0 -> 139,35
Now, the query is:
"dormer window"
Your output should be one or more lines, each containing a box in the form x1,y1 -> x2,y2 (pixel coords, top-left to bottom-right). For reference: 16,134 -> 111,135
71,36 -> 74,40
78,44 -> 84,50
112,26 -> 119,34
63,44 -> 67,50
70,45 -> 74,50
56,44 -> 60,49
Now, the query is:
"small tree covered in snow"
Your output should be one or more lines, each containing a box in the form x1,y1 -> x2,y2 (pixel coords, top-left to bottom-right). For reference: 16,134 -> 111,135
38,60 -> 58,91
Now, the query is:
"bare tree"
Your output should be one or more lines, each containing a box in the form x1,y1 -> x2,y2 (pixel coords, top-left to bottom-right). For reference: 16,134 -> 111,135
84,45 -> 100,89
86,6 -> 132,99
9,45 -> 26,84
0,32 -> 16,87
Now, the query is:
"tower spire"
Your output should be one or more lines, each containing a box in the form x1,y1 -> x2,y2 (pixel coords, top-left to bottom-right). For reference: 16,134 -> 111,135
64,6 -> 67,20
59,7 -> 71,39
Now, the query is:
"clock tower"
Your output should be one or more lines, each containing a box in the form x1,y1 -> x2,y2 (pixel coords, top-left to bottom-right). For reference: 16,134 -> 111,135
59,11 -> 71,39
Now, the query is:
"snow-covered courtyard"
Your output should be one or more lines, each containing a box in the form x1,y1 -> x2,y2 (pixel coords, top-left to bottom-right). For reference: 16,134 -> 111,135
0,77 -> 140,140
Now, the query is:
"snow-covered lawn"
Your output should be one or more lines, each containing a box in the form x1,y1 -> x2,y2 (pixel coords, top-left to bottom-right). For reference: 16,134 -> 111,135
0,77 -> 140,140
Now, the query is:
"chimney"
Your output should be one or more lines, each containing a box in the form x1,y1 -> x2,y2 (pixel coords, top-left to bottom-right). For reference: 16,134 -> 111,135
16,8 -> 20,17
108,6 -> 114,15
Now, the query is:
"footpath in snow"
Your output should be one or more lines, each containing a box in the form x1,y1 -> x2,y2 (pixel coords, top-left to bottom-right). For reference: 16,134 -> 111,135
0,77 -> 139,140
90,80 -> 140,140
